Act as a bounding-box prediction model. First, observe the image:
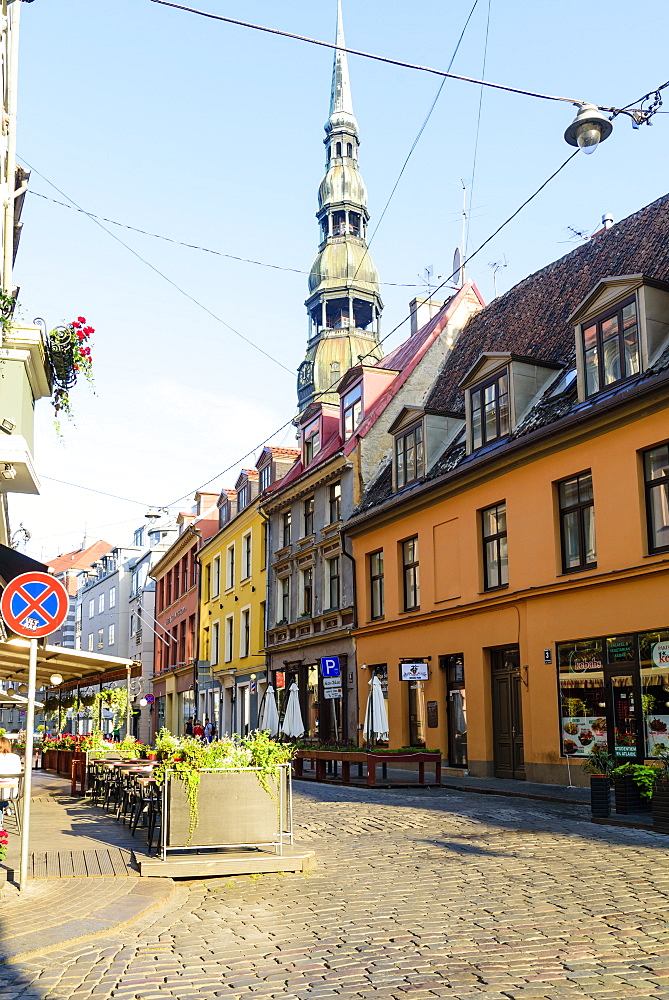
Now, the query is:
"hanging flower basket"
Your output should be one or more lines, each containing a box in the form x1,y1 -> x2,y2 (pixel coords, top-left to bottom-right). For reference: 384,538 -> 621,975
48,316 -> 95,433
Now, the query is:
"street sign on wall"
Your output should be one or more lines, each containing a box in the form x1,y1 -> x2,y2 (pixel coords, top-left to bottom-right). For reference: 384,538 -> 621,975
323,687 -> 343,700
0,572 -> 69,639
321,657 -> 340,677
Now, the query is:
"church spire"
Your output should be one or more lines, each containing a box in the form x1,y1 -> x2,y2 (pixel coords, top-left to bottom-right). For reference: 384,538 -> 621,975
330,0 -> 353,121
297,1 -> 384,413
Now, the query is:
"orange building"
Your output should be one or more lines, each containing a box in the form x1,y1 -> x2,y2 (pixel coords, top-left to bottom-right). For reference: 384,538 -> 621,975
346,195 -> 669,786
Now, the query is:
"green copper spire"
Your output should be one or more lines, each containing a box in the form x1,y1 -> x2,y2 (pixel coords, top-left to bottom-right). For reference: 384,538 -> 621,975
297,0 -> 383,413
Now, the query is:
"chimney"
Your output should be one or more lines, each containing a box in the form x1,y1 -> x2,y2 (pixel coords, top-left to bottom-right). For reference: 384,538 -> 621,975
409,297 -> 443,335
602,213 -> 613,229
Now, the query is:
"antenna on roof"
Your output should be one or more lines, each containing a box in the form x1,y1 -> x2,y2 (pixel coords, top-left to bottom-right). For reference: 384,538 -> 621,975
488,256 -> 507,298
418,265 -> 434,298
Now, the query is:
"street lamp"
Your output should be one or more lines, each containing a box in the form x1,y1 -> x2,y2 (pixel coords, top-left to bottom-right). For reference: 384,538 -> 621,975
564,103 -> 613,154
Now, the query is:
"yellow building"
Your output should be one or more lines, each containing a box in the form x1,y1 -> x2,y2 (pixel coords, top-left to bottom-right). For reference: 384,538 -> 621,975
197,451 -> 295,736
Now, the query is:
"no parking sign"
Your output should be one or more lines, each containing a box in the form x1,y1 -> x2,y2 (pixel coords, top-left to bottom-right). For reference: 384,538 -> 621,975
0,572 -> 69,638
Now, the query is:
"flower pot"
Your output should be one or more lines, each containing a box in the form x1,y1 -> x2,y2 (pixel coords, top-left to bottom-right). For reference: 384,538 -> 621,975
614,774 -> 651,814
148,752 -> 157,761
653,779 -> 669,834
590,774 -> 611,817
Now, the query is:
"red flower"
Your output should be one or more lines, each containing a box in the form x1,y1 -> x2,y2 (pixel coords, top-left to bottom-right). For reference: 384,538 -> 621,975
77,316 -> 86,323
72,322 -> 81,329
76,332 -> 85,341
73,364 -> 79,371
83,326 -> 94,335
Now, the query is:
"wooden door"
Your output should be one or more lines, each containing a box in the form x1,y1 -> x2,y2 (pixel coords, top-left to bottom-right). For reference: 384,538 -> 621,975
491,647 -> 525,779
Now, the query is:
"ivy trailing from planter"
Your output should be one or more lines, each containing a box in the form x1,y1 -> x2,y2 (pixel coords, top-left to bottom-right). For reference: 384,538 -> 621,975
611,762 -> 662,799
153,729 -> 294,845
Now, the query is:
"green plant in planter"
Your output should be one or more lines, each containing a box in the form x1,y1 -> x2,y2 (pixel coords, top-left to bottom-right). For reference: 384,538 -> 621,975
581,747 -> 617,776
611,762 -> 661,799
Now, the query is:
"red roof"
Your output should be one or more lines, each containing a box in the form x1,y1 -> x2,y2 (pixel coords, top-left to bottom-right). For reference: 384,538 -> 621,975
46,540 -> 112,575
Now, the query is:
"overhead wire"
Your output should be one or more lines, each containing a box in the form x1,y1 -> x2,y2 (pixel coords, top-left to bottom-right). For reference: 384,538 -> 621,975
147,0 -> 667,118
465,0 -> 492,255
18,158 -> 296,376
26,190 -> 423,289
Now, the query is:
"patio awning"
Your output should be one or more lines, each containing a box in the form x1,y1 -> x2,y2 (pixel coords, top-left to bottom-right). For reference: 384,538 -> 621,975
0,639 -> 140,688
0,542 -> 48,588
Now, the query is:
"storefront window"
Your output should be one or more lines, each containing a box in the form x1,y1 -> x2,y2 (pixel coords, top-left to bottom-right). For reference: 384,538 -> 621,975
640,629 -> 669,758
441,654 -> 467,766
557,638 -> 606,756
156,696 -> 165,733
306,664 -> 319,739
408,681 -> 427,747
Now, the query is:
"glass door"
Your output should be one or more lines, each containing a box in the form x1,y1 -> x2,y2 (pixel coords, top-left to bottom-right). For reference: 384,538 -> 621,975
605,668 -> 643,760
408,681 -> 427,747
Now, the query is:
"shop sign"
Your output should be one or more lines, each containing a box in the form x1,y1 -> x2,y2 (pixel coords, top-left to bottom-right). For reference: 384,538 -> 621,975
606,635 -> 636,663
652,641 -> 669,668
558,638 -> 604,673
323,686 -> 342,700
400,662 -> 428,680
275,671 -> 285,690
615,745 -> 638,758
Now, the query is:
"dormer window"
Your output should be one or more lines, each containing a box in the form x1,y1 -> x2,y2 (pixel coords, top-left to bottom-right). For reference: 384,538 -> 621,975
237,483 -> 249,510
342,383 -> 362,439
259,464 -> 271,492
395,423 -> 424,488
471,372 -> 510,449
582,297 -> 639,396
303,419 -> 320,465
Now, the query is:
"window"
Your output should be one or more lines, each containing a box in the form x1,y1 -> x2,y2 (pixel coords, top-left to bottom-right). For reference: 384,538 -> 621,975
482,503 -> 508,590
346,142 -> 353,158
402,537 -> 420,611
328,482 -> 342,523
204,564 -> 211,603
97,629 -> 104,649
644,444 -> 669,553
237,483 -> 249,509
395,424 -> 424,488
241,608 -> 250,657
302,567 -> 313,615
211,621 -> 220,666
109,586 -> 116,609
225,616 -> 234,662
303,497 -> 314,537
133,527 -> 144,547
174,562 -> 180,597
342,384 -> 362,439
226,545 -> 235,589
98,594 -> 104,614
471,373 -> 510,449
303,419 -> 320,465
278,577 -> 290,622
129,613 -> 135,637
88,599 -> 95,619
87,633 -> 94,652
282,510 -> 292,547
559,472 -> 596,572
259,463 -> 271,492
242,533 -> 252,579
583,297 -> 640,396
326,557 -> 340,610
336,141 -> 342,156
212,556 -> 221,597
108,624 -> 115,646
370,550 -> 384,619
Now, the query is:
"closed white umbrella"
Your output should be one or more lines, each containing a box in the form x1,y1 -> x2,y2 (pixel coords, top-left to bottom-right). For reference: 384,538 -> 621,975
258,684 -> 279,736
364,675 -> 389,743
280,682 -> 305,738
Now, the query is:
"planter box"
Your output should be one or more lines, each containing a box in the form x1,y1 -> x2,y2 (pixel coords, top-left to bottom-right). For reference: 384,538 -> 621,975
614,774 -> 651,814
294,749 -> 442,786
162,766 -> 291,858
653,779 -> 669,834
590,774 -> 611,817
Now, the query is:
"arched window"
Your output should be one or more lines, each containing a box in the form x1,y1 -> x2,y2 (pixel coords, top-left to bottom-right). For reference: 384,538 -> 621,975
347,143 -> 353,158
336,141 -> 342,157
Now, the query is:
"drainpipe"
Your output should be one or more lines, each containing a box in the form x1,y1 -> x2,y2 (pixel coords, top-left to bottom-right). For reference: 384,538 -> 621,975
341,533 -> 357,629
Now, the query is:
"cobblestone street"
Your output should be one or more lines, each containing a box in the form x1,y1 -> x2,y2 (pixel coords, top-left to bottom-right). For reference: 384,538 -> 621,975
2,782 -> 669,1000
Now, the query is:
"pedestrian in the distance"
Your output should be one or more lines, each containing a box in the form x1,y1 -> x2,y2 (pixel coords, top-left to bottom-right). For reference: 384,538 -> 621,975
204,718 -> 213,743
184,716 -> 194,737
193,719 -> 204,740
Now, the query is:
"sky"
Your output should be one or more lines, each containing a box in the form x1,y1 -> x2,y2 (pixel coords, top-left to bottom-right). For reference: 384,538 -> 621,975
8,0 -> 669,560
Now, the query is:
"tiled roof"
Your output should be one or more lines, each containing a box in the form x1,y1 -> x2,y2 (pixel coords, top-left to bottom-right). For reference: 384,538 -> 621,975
47,540 -> 112,575
426,192 -> 669,414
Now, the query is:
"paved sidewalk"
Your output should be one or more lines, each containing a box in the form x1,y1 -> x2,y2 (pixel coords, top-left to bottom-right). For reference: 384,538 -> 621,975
0,770 -> 176,964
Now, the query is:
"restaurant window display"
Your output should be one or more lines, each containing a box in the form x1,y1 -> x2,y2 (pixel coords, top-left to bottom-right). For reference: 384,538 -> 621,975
557,628 -> 669,760
440,654 -> 467,767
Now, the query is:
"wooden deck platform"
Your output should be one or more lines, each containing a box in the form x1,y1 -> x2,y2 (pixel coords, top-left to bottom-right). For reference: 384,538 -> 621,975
2,847 -> 137,880
135,847 -> 316,879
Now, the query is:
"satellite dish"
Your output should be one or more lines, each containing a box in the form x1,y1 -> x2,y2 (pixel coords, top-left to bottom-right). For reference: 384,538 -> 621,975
452,247 -> 462,285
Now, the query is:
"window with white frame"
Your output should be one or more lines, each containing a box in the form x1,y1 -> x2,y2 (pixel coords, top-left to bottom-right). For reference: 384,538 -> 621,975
212,555 -> 221,597
87,633 -> 94,652
259,463 -> 271,492
98,593 -> 105,614
108,624 -> 115,645
129,613 -> 135,637
303,419 -> 320,465
237,483 -> 249,509
211,621 -> 220,665
242,532 -> 252,579
97,628 -> 104,649
225,616 -> 234,662
226,544 -> 235,589
109,586 -> 116,609
240,608 -> 250,657
343,383 -> 362,438
88,598 -> 95,619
